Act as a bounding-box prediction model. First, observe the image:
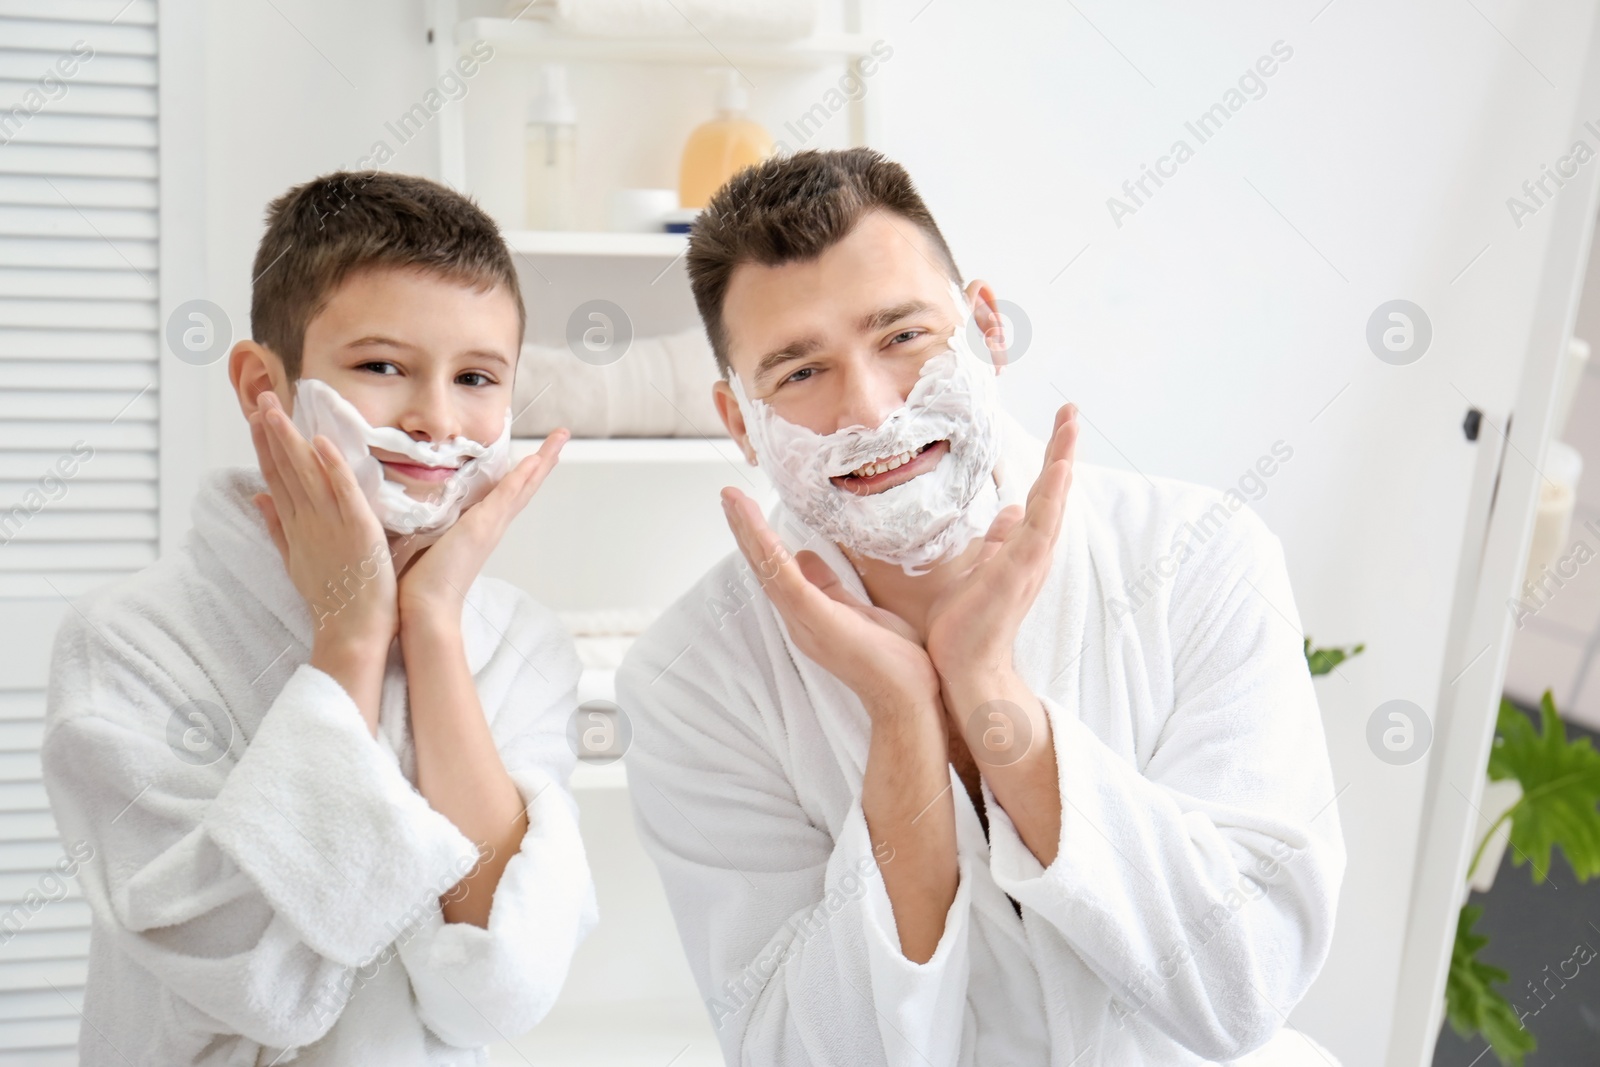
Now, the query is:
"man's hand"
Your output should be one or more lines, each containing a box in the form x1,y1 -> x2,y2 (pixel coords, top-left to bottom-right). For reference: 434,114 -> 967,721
248,390 -> 398,733
721,486 -> 940,709
923,402 -> 1078,684
925,402 -> 1078,867
396,429 -> 568,619
722,487 -> 960,962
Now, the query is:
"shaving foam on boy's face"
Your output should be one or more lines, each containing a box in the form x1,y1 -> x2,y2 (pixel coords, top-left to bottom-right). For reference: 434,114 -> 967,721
288,377 -> 512,538
729,282 -> 1003,577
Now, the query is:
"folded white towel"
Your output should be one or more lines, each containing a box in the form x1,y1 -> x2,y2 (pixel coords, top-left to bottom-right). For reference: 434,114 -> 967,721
513,326 -> 727,439
506,0 -> 816,39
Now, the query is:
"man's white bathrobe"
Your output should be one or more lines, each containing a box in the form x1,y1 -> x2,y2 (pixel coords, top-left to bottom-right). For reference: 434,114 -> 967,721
616,409 -> 1346,1067
42,468 -> 597,1066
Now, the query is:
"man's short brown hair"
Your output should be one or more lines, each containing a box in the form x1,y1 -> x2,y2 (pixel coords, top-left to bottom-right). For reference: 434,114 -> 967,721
686,147 -> 962,378
250,170 -> 524,380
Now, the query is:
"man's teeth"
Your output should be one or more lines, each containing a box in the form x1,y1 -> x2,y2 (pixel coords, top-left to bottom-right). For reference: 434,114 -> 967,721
848,445 -> 924,479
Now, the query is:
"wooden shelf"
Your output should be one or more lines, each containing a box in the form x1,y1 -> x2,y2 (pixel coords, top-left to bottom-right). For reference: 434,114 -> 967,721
504,229 -> 688,258
512,436 -> 750,465
458,17 -> 875,68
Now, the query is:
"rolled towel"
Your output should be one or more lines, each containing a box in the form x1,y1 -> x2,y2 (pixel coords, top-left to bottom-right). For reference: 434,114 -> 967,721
559,607 -> 661,671
512,325 -> 728,438
504,0 -> 816,40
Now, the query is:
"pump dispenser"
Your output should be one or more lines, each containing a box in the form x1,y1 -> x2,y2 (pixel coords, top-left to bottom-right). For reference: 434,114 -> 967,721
677,69 -> 774,209
525,64 -> 578,230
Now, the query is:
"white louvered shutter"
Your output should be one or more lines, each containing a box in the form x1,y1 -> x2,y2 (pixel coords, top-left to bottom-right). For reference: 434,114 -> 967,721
0,2 -> 158,1062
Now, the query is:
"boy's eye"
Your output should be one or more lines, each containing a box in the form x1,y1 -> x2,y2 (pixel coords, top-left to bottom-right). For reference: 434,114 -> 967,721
359,361 -> 399,375
457,371 -> 494,387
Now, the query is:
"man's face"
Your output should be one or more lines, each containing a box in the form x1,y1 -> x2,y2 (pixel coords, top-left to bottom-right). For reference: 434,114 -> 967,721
714,210 -> 984,499
290,266 -> 520,499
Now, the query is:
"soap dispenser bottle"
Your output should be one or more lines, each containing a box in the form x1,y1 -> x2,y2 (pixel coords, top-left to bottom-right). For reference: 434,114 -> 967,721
525,64 -> 578,230
678,69 -> 774,209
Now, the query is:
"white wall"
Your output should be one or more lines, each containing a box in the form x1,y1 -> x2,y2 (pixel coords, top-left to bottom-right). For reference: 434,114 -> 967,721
872,2 -> 1597,1063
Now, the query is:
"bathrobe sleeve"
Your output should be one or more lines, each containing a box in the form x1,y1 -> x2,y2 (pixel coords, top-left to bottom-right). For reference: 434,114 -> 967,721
981,504 -> 1346,1062
394,585 -> 598,1048
619,616 -> 972,1067
40,610 -> 485,1051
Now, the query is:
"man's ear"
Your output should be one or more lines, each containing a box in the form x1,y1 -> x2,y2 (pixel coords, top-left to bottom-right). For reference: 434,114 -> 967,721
228,340 -> 290,420
963,278 -> 1008,375
711,378 -> 758,466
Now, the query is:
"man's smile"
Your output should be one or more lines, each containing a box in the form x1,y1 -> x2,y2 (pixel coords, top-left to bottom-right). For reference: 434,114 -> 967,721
830,439 -> 949,496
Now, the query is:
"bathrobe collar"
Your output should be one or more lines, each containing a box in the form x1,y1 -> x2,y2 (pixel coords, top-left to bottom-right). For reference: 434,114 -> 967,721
189,467 -> 317,649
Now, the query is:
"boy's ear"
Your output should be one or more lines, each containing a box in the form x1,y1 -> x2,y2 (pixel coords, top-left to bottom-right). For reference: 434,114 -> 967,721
963,278 -> 1008,374
711,379 -> 758,466
228,340 -> 290,419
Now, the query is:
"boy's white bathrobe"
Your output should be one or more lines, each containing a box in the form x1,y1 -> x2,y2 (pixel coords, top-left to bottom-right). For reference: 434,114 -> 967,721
616,409 -> 1346,1067
42,468 -> 597,1066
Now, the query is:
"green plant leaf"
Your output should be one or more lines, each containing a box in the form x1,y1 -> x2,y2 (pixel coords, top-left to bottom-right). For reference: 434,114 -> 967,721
1445,904 -> 1536,1066
1487,689 -> 1600,884
1302,635 -> 1365,676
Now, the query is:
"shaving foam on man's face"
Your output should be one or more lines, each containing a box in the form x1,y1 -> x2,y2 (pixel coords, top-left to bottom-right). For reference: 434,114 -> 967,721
729,282 -> 1003,577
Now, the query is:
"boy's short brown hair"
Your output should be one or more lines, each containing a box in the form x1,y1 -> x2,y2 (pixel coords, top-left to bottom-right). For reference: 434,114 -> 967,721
686,147 -> 962,378
250,171 -> 524,380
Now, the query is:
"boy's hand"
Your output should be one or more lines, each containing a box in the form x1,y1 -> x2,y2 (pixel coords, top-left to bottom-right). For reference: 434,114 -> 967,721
248,390 -> 398,653
721,487 -> 941,711
395,429 -> 569,623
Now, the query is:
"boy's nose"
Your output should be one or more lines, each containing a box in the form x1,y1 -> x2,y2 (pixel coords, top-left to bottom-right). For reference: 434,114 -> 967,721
396,383 -> 463,444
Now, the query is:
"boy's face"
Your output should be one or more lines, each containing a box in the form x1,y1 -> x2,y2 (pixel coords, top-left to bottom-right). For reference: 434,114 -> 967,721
711,210 -> 997,499
289,266 -> 520,499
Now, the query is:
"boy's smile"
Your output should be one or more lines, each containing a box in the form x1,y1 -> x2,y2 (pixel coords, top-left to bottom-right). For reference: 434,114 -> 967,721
370,449 -> 464,487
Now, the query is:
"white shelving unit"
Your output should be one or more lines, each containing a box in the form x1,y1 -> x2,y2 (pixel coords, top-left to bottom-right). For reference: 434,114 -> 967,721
424,7 -> 871,1060
511,436 -> 747,465
459,15 -> 875,68
503,228 -> 687,258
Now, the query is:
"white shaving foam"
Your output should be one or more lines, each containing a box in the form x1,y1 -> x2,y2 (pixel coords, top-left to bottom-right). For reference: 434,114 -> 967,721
729,283 -> 1003,577
288,377 -> 512,539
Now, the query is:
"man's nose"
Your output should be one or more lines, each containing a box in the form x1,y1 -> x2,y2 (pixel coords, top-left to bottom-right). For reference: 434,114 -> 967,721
832,362 -> 906,433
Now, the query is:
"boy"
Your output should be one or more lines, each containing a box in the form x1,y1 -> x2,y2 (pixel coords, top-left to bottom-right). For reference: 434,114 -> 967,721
617,148 -> 1346,1066
42,172 -> 595,1065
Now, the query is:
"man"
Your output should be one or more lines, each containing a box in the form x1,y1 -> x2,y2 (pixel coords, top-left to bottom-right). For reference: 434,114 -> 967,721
617,147 -> 1344,1066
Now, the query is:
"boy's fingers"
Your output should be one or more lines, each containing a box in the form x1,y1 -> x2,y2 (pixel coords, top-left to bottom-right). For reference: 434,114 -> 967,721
264,408 -> 315,510
252,493 -> 289,563
248,411 -> 295,521
315,435 -> 373,527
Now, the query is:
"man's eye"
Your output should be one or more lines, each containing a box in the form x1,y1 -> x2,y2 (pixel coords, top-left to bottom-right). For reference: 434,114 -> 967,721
888,330 -> 923,346
783,366 -> 815,385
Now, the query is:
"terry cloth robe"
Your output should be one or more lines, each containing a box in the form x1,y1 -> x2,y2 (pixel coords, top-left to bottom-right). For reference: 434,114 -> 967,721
41,467 -> 598,1067
616,407 -> 1347,1067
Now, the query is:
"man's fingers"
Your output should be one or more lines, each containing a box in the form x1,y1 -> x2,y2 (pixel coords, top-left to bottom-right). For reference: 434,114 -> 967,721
721,488 -> 822,620
796,549 -> 871,611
